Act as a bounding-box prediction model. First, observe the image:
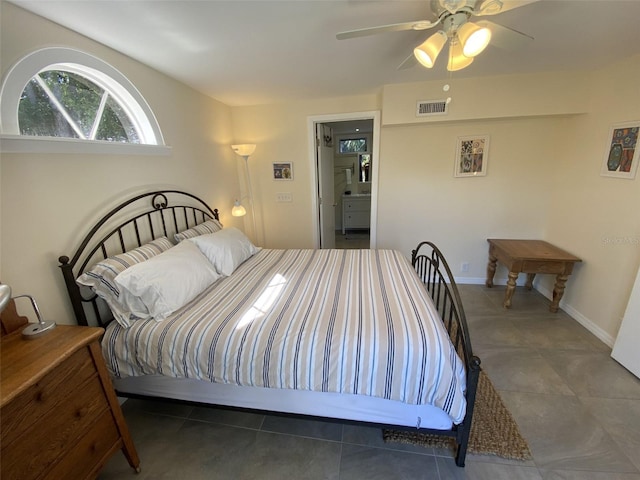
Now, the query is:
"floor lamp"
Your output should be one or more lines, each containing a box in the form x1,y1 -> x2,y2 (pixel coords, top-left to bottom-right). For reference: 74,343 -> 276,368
231,144 -> 257,243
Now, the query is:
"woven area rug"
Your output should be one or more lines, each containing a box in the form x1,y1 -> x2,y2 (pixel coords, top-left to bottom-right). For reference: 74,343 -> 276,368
383,371 -> 532,461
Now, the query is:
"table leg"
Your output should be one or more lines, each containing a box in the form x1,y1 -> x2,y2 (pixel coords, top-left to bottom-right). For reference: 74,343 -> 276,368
525,273 -> 536,290
504,271 -> 519,308
550,274 -> 568,313
486,253 -> 497,288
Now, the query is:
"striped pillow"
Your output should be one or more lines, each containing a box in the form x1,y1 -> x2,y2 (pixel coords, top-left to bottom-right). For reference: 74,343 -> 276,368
174,218 -> 223,242
76,236 -> 174,327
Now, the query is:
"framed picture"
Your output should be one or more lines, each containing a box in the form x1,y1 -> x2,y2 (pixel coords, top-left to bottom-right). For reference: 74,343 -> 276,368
601,121 -> 639,179
455,135 -> 489,177
273,162 -> 293,180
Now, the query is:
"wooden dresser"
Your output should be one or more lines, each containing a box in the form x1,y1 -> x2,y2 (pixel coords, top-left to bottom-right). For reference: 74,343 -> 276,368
1,324 -> 140,479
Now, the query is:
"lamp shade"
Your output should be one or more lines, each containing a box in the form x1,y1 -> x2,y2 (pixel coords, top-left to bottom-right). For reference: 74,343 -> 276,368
231,200 -> 247,217
457,22 -> 491,57
447,38 -> 474,71
231,144 -> 256,157
413,30 -> 447,68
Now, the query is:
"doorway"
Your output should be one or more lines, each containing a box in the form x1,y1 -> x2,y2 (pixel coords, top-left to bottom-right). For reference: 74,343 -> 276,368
308,111 -> 380,249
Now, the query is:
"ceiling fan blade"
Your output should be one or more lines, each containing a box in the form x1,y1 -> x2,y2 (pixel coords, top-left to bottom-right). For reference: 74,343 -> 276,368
477,20 -> 533,50
475,0 -> 539,16
397,52 -> 418,70
336,19 -> 439,40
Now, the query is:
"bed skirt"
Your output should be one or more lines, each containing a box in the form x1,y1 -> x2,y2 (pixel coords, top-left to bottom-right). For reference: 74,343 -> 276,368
113,375 -> 455,430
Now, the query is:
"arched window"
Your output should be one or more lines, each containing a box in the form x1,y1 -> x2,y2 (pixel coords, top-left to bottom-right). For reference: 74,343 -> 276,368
20,68 -> 141,142
1,48 -> 166,153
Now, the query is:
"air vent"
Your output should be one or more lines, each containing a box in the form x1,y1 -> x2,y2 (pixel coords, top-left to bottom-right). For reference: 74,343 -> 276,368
416,100 -> 448,117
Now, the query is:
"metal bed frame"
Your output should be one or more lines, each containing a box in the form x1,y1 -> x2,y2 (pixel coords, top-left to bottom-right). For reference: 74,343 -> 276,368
58,190 -> 480,467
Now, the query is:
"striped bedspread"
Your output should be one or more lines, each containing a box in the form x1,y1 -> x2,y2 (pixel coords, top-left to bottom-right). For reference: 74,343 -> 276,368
102,249 -> 467,423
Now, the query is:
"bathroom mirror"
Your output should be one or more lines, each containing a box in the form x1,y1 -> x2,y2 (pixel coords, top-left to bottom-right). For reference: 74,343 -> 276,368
359,154 -> 371,183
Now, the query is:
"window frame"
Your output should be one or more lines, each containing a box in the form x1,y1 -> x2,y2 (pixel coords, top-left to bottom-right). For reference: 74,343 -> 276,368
335,132 -> 373,184
1,47 -> 169,155
336,136 -> 368,155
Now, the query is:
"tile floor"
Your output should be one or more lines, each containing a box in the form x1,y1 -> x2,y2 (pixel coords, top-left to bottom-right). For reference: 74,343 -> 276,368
335,231 -> 370,249
99,284 -> 640,479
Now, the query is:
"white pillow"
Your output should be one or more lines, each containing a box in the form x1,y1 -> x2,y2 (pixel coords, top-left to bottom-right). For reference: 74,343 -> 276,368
114,240 -> 221,321
189,227 -> 260,276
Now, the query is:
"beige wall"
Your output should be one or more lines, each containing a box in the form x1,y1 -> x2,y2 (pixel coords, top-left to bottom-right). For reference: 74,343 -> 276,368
376,116 -> 560,262
230,96 -> 380,248
1,3 -> 241,324
542,55 -> 640,344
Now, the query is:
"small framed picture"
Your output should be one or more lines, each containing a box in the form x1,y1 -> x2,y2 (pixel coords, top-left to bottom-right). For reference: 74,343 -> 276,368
600,121 -> 639,179
455,135 -> 489,177
273,162 -> 293,180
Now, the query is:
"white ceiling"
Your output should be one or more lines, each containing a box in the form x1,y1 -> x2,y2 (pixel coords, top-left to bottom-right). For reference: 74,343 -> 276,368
9,0 -> 640,107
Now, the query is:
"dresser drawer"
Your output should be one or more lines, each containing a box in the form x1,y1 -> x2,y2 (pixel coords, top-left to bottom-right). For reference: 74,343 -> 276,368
522,260 -> 570,275
42,409 -> 120,480
1,347 -> 96,446
1,370 -> 109,480
344,212 -> 370,228
343,199 -> 370,213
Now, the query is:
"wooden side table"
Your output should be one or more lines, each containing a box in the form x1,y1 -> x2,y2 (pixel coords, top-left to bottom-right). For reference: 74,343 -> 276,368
1,324 -> 140,479
485,239 -> 582,312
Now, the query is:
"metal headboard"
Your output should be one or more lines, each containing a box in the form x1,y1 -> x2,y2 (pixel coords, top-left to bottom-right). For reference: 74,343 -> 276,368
58,190 -> 219,327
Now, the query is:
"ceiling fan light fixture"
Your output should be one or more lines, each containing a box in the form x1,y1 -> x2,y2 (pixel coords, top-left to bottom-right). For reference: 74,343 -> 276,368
413,30 -> 447,68
447,39 -> 474,71
457,22 -> 492,57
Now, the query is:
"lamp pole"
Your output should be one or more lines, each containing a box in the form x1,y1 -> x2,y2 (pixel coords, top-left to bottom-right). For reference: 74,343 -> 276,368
232,144 -> 258,244
242,155 -> 258,244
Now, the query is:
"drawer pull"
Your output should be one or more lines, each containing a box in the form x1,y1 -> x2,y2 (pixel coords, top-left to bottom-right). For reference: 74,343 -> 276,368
75,406 -> 89,418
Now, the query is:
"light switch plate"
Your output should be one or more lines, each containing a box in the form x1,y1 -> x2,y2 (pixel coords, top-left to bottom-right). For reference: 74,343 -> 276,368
276,192 -> 292,202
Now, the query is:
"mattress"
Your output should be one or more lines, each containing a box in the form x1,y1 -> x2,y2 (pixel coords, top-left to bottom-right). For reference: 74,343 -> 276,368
103,248 -> 467,424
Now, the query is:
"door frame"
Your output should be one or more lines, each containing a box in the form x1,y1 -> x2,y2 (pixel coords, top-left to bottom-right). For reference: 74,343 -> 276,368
307,110 -> 381,249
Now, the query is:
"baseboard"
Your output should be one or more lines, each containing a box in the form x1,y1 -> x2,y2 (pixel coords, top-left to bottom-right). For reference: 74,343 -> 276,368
454,276 -> 484,285
454,276 -> 529,286
534,284 -> 615,348
455,276 -> 615,348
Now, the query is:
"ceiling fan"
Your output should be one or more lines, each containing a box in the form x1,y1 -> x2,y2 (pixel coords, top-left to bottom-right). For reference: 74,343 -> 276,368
336,0 -> 536,71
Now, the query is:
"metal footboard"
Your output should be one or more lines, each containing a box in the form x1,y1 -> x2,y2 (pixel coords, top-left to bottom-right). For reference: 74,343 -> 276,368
411,241 -> 481,467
